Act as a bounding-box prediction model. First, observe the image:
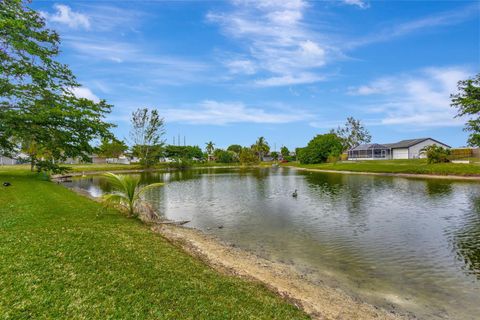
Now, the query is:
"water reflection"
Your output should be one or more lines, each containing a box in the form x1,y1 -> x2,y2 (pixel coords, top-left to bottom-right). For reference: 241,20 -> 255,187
66,168 -> 480,319
453,193 -> 480,279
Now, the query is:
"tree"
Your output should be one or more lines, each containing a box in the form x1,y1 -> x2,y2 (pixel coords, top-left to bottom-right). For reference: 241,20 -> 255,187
102,172 -> 164,217
130,108 -> 165,167
251,137 -> 270,161
205,141 -> 215,157
164,145 -> 203,160
227,144 -> 242,155
297,134 -> 343,164
97,138 -> 128,158
270,151 -> 279,161
280,146 -> 290,159
451,74 -> 480,146
239,147 -> 259,165
334,117 -> 371,151
0,0 -> 114,172
214,149 -> 237,163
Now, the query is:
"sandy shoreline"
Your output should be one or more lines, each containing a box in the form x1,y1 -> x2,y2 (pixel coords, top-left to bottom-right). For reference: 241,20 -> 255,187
153,224 -> 408,320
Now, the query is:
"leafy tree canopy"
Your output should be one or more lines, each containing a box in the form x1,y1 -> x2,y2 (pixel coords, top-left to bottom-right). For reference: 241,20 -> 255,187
227,144 -> 242,154
164,145 -> 203,160
297,134 -> 343,164
239,147 -> 259,165
451,73 -> 480,146
333,117 -> 371,151
97,138 -> 128,158
280,146 -> 290,158
214,149 -> 237,163
0,0 -> 114,172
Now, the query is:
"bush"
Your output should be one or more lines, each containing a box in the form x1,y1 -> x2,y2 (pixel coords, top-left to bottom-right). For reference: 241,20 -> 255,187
239,147 -> 259,165
422,145 -> 451,164
215,149 -> 237,163
297,134 -> 343,164
168,158 -> 193,170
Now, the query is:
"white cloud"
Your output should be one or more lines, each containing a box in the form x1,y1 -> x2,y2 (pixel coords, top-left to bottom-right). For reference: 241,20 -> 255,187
226,59 -> 257,75
342,0 -> 369,9
207,0 -> 333,86
350,66 -> 473,127
64,37 -> 209,85
348,4 -> 478,48
348,78 -> 394,95
43,4 -> 90,29
69,87 -> 100,102
159,100 -> 312,125
255,73 -> 324,87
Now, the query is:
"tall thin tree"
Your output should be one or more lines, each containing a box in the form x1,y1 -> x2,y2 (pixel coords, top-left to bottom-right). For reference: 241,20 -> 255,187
130,108 -> 165,167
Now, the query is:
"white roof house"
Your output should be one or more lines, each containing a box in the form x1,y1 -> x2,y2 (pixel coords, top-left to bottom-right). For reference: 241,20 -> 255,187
348,138 -> 450,160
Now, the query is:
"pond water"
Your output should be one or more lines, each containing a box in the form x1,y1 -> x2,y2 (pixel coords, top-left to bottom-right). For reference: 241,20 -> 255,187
67,167 -> 480,319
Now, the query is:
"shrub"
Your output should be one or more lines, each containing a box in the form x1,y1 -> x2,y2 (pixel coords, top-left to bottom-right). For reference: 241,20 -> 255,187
239,147 -> 259,165
215,149 -> 237,163
297,134 -> 344,164
168,158 -> 193,170
422,145 -> 451,164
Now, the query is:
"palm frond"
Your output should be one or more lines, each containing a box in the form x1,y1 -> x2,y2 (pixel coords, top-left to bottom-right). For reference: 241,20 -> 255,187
137,182 -> 164,196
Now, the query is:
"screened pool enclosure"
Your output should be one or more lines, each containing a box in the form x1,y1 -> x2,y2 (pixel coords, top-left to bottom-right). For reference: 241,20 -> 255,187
347,144 -> 391,160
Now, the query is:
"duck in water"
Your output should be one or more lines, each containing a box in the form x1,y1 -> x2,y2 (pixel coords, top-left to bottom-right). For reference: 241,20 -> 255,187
292,189 -> 298,198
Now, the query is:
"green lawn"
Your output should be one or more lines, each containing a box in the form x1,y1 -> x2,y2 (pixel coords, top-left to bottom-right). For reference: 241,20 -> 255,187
5,162 -> 243,174
284,159 -> 480,176
0,171 -> 308,319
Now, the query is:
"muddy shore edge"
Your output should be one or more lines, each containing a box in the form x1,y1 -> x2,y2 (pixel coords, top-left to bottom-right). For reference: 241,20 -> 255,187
153,224 -> 407,320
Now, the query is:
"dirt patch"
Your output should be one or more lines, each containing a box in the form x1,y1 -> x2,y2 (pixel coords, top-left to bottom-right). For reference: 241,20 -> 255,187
153,224 -> 408,320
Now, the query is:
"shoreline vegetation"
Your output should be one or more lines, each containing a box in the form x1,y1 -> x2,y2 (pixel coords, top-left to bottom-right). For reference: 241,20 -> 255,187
0,159 -> 480,180
5,157 -> 475,180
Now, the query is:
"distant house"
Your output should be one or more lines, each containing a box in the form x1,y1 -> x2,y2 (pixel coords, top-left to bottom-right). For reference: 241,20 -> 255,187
0,153 -> 29,165
348,138 -> 450,160
0,155 -> 17,165
91,154 -> 107,164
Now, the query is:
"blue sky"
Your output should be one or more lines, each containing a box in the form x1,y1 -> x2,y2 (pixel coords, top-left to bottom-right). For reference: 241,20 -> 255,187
34,0 -> 479,150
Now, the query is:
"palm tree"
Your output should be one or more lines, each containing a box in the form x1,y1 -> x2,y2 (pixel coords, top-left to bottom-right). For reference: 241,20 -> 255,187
102,172 -> 164,217
252,137 -> 270,161
205,141 -> 215,160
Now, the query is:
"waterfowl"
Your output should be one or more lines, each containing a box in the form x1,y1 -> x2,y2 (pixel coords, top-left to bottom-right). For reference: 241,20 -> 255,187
292,189 -> 298,198
3,182 -> 11,187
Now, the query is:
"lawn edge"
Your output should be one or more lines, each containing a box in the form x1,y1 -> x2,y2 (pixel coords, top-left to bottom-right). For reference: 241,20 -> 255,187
284,165 -> 480,181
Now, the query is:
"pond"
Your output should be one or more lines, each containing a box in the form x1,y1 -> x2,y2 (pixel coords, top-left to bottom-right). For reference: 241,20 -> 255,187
67,167 -> 480,319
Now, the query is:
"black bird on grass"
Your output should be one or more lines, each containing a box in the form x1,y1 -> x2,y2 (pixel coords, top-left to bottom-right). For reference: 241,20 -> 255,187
3,182 -> 11,187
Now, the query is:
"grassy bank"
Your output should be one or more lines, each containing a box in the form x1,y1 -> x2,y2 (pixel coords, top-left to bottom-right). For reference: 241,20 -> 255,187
3,162 -> 243,174
283,159 -> 480,177
0,171 -> 308,319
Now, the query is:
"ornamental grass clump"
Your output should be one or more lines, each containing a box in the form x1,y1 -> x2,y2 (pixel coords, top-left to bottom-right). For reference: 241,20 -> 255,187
102,172 -> 164,218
